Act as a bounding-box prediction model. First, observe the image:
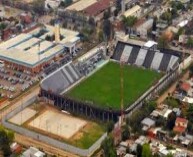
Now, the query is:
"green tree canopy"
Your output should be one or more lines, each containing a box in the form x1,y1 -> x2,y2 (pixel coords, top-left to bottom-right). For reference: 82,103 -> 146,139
122,16 -> 138,27
142,143 -> 152,157
101,136 -> 116,157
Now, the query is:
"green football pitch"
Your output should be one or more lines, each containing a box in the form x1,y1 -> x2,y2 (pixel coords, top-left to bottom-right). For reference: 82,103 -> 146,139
66,61 -> 162,110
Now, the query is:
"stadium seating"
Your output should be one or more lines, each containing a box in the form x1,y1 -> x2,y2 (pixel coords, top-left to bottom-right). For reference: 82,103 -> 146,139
41,70 -> 70,94
143,50 -> 155,69
167,56 -> 179,71
150,52 -> 164,70
112,41 -> 180,72
41,63 -> 82,94
120,45 -> 132,63
159,53 -> 172,71
112,42 -> 125,61
127,46 -> 140,64
135,49 -> 147,66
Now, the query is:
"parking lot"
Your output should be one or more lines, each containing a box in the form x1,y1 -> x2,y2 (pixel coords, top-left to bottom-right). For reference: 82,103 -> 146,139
0,66 -> 40,99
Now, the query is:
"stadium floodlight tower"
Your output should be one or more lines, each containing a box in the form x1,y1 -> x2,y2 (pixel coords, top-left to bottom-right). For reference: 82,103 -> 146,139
119,59 -> 125,126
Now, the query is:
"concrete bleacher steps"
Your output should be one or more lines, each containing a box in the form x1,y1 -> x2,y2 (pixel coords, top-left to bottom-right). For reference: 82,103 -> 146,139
60,69 -> 72,84
150,52 -> 164,70
42,71 -> 70,94
167,56 -> 179,71
112,42 -> 180,72
143,50 -> 155,69
41,63 -> 83,94
62,68 -> 74,84
135,49 -> 148,66
65,66 -> 77,81
120,45 -> 133,63
159,53 -> 172,71
127,46 -> 140,64
71,64 -> 82,78
68,64 -> 79,80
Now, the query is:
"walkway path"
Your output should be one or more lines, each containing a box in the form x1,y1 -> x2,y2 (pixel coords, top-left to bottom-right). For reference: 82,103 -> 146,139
156,71 -> 190,104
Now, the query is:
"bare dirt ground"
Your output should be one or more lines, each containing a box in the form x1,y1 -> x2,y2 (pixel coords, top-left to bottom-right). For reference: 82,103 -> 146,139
28,108 -> 87,139
9,108 -> 36,125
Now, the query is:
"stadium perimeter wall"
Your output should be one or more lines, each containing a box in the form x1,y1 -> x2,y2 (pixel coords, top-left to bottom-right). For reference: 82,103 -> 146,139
40,65 -> 180,122
2,96 -> 107,157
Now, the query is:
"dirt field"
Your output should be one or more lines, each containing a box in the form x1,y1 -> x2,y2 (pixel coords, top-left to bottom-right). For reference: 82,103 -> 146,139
9,108 -> 36,125
28,110 -> 87,139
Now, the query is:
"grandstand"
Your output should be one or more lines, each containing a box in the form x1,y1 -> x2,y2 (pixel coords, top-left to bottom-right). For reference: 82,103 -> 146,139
112,41 -> 181,72
41,63 -> 82,94
40,41 -> 183,122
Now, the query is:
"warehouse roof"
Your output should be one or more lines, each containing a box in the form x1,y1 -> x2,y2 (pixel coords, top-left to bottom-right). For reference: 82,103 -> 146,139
66,0 -> 97,11
123,5 -> 141,17
84,0 -> 110,16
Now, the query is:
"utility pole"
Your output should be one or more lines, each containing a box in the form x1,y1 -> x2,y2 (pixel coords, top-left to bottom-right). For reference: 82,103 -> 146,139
120,61 -> 125,126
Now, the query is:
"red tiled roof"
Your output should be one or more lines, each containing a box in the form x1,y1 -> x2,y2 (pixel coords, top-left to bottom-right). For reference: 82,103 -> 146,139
173,126 -> 186,133
176,117 -> 188,123
84,0 -> 111,16
180,82 -> 191,92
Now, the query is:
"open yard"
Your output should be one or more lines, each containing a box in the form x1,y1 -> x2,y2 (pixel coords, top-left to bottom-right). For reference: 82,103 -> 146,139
9,108 -> 37,125
67,61 -> 162,110
25,106 -> 105,149
28,110 -> 87,139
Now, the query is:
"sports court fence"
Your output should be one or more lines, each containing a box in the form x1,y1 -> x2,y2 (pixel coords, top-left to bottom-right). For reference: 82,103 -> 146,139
2,96 -> 107,157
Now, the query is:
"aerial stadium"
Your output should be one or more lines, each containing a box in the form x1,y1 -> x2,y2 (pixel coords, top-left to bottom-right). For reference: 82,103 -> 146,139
40,40 -> 184,122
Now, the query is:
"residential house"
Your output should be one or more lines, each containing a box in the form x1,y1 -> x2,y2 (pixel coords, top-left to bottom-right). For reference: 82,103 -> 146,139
124,154 -> 136,157
136,18 -> 153,39
141,117 -> 155,131
150,104 -> 172,119
180,82 -> 191,96
22,147 -> 45,157
10,142 -> 22,154
148,127 -> 162,139
173,117 -> 188,134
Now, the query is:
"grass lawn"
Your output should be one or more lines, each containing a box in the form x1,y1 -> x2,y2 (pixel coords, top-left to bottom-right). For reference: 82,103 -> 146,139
67,61 -> 162,110
69,122 -> 105,149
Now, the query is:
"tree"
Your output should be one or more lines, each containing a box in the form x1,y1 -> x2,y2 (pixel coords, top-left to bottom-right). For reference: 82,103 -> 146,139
136,144 -> 142,157
103,19 -> 112,41
158,32 -> 171,49
0,128 -> 14,157
175,27 -> 184,39
187,37 -> 193,48
60,0 -> 72,8
166,153 -> 174,157
122,125 -> 130,141
142,144 -> 152,157
31,0 -> 45,15
101,136 -> 116,157
152,16 -> 157,31
122,16 -> 137,28
106,121 -> 114,133
166,112 -> 176,130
